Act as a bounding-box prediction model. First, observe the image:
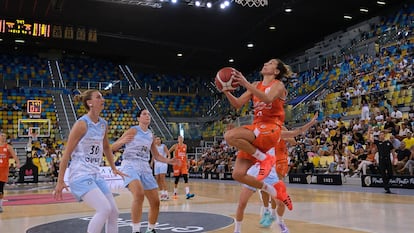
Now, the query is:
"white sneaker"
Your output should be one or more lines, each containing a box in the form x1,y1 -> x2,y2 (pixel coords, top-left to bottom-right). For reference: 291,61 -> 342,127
278,221 -> 289,233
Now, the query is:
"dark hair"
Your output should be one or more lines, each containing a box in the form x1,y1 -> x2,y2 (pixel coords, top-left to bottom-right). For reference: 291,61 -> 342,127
136,108 -> 147,118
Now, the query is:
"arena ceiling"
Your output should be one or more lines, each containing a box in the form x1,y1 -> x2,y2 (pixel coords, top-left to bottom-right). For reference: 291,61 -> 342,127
0,0 -> 410,77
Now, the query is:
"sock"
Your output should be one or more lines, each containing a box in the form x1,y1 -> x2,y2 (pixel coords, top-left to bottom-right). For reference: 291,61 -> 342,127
252,149 -> 266,161
174,188 -> 177,195
185,186 -> 190,194
132,223 -> 141,233
234,221 -> 242,232
147,223 -> 156,231
261,183 -> 276,197
271,208 -> 277,217
277,214 -> 284,223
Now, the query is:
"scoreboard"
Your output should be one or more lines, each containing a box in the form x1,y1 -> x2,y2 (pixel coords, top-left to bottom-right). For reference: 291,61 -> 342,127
0,18 -> 97,42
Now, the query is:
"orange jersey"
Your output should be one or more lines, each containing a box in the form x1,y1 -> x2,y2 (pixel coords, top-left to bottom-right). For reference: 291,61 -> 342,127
0,144 -> 11,182
174,143 -> 188,167
252,80 -> 286,125
173,143 -> 188,176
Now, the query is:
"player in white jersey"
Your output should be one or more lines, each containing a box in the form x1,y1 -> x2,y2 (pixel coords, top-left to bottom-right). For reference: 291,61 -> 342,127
54,90 -> 126,233
153,136 -> 171,201
112,109 -> 180,233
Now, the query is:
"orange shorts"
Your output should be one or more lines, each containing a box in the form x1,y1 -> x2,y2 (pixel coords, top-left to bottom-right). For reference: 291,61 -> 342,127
243,123 -> 282,153
173,165 -> 188,176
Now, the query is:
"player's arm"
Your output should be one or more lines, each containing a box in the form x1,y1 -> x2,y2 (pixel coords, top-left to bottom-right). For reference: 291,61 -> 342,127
103,128 -> 126,178
281,112 -> 318,138
8,145 -> 20,168
111,128 -> 136,151
223,89 -> 252,110
168,143 -> 177,154
152,142 -> 180,165
164,145 -> 171,159
54,120 -> 86,199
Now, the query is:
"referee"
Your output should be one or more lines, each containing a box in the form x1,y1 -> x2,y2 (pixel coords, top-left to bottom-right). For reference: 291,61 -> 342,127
373,131 -> 395,194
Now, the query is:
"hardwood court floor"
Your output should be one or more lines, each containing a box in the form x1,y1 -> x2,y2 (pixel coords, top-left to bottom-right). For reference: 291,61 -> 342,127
1,178 -> 413,233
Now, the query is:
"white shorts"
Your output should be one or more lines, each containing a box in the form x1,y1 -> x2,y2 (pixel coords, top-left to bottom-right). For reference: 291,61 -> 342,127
154,162 -> 168,175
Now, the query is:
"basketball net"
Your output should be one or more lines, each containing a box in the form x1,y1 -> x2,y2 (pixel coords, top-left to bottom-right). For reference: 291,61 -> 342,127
234,0 -> 268,7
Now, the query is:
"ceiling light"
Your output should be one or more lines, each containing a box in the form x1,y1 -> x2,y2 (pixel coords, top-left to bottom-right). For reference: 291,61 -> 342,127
377,1 -> 386,5
0,38 -> 3,42
247,43 -> 254,48
15,39 -> 25,43
360,8 -> 368,13
206,2 -> 212,8
229,58 -> 234,63
223,0 -> 230,7
344,15 -> 352,20
171,0 -> 178,3
269,26 -> 276,30
220,3 -> 226,9
284,8 -> 292,13
177,53 -> 183,57
195,1 -> 201,7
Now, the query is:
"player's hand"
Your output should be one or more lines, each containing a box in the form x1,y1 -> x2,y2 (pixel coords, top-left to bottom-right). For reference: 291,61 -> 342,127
170,158 -> 182,166
231,69 -> 248,87
113,169 -> 128,180
53,181 -> 69,201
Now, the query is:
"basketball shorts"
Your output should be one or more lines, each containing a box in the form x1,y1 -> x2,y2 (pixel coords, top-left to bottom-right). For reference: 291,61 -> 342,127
154,162 -> 168,175
69,175 -> 111,201
243,123 -> 282,153
122,165 -> 158,190
173,165 -> 188,177
243,162 -> 279,191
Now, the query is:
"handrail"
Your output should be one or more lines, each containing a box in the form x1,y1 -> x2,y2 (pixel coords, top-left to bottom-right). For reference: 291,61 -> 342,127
291,79 -> 330,110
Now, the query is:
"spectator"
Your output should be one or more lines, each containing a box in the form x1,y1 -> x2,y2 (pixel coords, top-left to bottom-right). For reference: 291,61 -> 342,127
390,106 -> 403,122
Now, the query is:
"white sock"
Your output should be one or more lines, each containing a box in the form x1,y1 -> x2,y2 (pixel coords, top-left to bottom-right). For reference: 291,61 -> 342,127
234,221 -> 242,232
277,214 -> 284,223
271,208 -> 277,217
185,186 -> 190,194
261,183 -> 276,197
147,223 -> 156,231
252,149 -> 266,161
132,223 -> 141,232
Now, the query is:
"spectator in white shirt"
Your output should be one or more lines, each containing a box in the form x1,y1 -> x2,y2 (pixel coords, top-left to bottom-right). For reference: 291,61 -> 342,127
391,106 -> 403,122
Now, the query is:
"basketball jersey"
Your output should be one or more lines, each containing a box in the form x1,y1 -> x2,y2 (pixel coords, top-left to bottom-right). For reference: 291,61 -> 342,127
0,144 -> 11,168
174,144 -> 187,167
122,125 -> 153,164
69,115 -> 107,182
154,144 -> 167,166
252,80 -> 286,124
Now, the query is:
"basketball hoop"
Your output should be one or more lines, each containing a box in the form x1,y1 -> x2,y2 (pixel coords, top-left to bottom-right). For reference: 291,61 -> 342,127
234,0 -> 268,7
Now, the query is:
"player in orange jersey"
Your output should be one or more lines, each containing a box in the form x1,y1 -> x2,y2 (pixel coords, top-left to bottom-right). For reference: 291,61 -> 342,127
0,132 -> 21,213
223,58 -> 292,209
169,135 -> 195,199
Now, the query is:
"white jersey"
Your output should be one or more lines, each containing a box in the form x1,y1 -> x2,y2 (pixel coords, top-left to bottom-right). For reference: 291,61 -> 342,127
121,125 -> 153,173
69,115 -> 107,182
154,144 -> 168,166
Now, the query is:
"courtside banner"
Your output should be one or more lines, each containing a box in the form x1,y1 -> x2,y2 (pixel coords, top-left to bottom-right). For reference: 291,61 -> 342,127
361,175 -> 414,189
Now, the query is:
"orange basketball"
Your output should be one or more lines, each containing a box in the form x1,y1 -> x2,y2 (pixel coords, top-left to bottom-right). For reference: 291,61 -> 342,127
214,67 -> 239,92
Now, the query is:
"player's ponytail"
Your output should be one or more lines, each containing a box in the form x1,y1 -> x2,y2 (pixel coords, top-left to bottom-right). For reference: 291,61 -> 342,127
275,58 -> 293,80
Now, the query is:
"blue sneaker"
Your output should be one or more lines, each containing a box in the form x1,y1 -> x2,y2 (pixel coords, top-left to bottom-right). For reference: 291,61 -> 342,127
186,193 -> 195,199
260,212 -> 273,228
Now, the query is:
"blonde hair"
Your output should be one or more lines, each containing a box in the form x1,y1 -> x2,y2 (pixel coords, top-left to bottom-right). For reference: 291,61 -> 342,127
73,89 -> 99,111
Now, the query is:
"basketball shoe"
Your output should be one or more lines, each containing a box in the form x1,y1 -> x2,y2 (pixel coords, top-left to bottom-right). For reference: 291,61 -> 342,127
256,154 -> 276,181
273,181 -> 293,210
186,193 -> 195,199
277,220 -> 289,233
260,211 -> 274,228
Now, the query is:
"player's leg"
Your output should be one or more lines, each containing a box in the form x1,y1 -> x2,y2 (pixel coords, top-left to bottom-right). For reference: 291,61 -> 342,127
183,174 -> 194,199
234,187 -> 255,233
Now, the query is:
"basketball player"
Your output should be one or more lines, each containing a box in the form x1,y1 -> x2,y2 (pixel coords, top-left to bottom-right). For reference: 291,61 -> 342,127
169,135 -> 195,199
153,136 -> 171,201
223,58 -> 293,209
53,90 -> 127,233
0,132 -> 21,213
234,117 -> 317,233
112,109 -> 180,233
